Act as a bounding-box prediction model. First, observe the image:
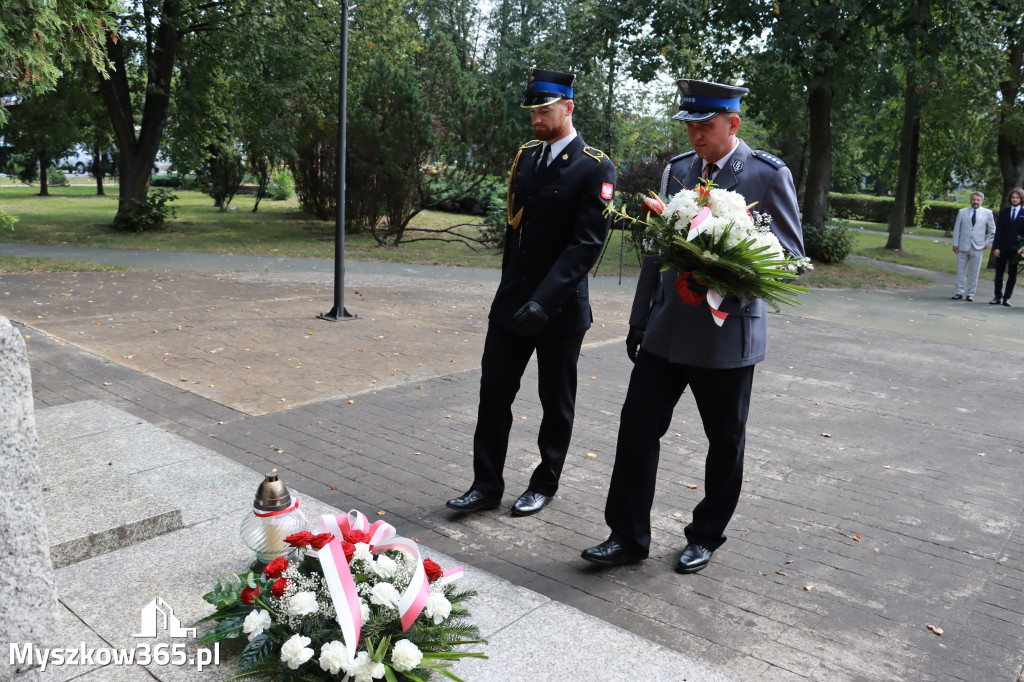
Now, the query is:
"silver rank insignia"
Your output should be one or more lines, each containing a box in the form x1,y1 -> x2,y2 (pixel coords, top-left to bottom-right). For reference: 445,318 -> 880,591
732,160 -> 743,173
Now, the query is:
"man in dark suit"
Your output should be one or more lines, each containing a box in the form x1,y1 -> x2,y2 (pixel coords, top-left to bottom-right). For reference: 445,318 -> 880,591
990,187 -> 1024,307
582,79 -> 804,573
447,68 -> 616,517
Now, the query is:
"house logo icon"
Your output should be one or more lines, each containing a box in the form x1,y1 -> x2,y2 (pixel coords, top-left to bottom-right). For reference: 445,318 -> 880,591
133,597 -> 197,638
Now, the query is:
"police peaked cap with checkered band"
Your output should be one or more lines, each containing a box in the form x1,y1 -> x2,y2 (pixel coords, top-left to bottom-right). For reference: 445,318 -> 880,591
521,67 -> 576,108
672,79 -> 749,123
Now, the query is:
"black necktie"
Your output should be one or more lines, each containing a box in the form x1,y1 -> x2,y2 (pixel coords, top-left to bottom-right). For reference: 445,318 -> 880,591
703,162 -> 717,181
537,144 -> 551,170
971,209 -> 976,226
1013,207 -> 1018,221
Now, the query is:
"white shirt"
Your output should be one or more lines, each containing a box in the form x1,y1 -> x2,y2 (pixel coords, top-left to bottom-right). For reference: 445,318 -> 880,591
702,139 -> 740,180
541,132 -> 578,166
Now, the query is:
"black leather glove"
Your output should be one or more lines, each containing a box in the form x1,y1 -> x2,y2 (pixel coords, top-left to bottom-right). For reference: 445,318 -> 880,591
626,326 -> 644,363
684,272 -> 709,296
511,300 -> 549,337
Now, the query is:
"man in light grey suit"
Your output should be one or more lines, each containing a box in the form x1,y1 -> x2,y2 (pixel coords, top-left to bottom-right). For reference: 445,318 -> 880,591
951,191 -> 996,301
581,79 -> 804,574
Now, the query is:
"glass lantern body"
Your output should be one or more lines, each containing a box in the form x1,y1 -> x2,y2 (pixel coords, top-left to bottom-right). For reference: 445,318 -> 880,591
239,509 -> 307,568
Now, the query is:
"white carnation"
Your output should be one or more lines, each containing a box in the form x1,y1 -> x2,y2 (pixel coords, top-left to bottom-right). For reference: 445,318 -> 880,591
373,554 -> 398,578
708,188 -> 749,220
359,599 -> 370,625
352,542 -> 374,564
286,590 -> 319,617
391,639 -> 423,672
369,582 -> 401,608
318,640 -> 353,675
664,190 -> 699,231
350,651 -> 386,682
280,634 -> 314,669
242,609 -> 271,641
423,592 -> 451,624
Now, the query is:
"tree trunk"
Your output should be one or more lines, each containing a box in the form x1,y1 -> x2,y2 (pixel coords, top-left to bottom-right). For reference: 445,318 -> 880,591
803,83 -> 833,229
903,115 -> 920,226
95,1 -> 180,226
92,143 -> 105,196
38,157 -> 49,197
998,31 -> 1024,201
887,71 -> 921,250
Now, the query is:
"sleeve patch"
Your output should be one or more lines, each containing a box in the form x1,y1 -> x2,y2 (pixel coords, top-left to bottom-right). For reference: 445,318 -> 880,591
601,183 -> 614,200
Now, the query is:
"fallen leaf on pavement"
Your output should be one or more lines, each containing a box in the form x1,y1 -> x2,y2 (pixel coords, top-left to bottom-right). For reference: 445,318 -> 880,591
776,570 -> 788,577
926,624 -> 943,635
687,484 -> 698,489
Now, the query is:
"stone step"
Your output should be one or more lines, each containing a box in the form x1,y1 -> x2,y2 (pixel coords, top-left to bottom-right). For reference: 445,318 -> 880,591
35,401 -> 186,568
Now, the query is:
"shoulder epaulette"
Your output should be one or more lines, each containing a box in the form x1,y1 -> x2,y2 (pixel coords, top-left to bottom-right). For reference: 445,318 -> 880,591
668,150 -> 697,164
520,140 -> 543,150
751,149 -> 786,169
583,145 -> 609,163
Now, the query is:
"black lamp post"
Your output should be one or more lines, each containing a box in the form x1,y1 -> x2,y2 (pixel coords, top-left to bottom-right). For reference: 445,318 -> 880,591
319,0 -> 356,322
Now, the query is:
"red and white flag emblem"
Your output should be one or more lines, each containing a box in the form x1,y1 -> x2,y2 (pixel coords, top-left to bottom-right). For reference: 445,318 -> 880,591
601,183 -> 614,200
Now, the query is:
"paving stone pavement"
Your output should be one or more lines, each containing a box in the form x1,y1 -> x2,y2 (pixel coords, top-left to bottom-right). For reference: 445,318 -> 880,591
4,261 -> 1024,681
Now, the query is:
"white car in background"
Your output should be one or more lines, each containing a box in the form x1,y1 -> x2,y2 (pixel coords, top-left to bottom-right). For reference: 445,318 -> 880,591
57,146 -> 93,174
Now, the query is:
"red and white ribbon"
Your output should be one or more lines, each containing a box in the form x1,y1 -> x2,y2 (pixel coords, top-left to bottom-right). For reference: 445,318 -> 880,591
687,206 -> 712,242
705,290 -> 728,327
252,497 -> 309,524
312,510 -> 459,659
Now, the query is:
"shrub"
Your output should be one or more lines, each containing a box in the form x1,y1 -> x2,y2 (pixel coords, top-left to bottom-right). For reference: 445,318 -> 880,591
112,189 -> 177,232
920,201 -> 961,231
828,193 -> 893,223
199,148 -> 245,210
268,167 -> 295,201
803,224 -> 853,263
150,175 -> 182,188
47,166 -> 69,187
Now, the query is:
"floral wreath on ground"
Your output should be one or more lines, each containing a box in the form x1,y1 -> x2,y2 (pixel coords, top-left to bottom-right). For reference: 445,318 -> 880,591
199,510 -> 486,681
607,179 -> 811,325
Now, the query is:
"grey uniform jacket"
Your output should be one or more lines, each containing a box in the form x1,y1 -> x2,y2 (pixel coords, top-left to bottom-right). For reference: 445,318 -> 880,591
628,138 -> 804,368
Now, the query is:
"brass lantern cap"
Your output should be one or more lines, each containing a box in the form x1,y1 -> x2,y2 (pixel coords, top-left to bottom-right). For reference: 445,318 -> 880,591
253,473 -> 292,511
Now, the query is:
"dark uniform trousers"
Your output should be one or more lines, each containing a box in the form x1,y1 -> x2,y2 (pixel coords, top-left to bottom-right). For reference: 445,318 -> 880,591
472,322 -> 587,498
605,350 -> 754,554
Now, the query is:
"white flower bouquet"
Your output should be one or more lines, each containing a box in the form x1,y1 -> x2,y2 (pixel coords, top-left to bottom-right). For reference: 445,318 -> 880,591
610,180 -> 810,322
199,510 -> 486,681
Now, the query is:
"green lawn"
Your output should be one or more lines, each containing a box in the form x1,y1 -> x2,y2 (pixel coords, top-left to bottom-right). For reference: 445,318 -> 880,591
0,185 -> 949,287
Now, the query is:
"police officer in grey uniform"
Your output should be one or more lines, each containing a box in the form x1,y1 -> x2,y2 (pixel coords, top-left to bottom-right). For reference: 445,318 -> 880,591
582,79 -> 804,573
447,68 -> 616,517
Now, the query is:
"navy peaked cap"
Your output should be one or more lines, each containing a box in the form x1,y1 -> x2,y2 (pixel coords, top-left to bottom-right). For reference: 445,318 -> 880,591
672,79 -> 749,122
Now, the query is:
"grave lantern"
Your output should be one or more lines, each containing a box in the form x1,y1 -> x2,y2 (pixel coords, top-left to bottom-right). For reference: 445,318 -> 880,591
239,473 -> 307,572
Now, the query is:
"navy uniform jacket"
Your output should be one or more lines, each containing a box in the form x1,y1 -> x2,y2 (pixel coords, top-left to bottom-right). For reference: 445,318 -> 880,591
628,138 -> 804,368
490,134 -> 616,333
994,205 -> 1024,254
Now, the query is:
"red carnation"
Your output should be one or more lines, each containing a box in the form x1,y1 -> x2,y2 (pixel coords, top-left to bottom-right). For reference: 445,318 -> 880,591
263,557 -> 289,579
423,559 -> 444,583
343,529 -> 371,545
309,532 -> 336,550
341,541 -> 356,563
240,584 -> 260,605
271,578 -> 290,599
285,531 -> 315,547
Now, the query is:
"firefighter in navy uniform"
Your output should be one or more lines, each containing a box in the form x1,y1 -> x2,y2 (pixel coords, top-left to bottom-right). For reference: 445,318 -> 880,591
582,79 -> 804,573
447,67 -> 616,517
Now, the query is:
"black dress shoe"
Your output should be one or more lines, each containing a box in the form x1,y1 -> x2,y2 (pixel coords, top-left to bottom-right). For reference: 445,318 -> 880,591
990,297 -> 1003,304
951,294 -> 963,300
510,489 -> 552,516
1003,300 -> 1012,307
965,295 -> 974,302
446,489 -> 500,512
580,539 -> 646,566
675,543 -> 713,574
